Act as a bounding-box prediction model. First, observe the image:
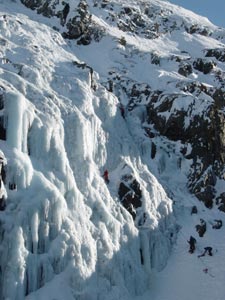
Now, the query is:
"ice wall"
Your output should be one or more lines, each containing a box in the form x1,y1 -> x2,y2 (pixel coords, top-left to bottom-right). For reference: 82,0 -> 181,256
0,84 -> 175,300
0,6 -> 176,300
5,91 -> 34,152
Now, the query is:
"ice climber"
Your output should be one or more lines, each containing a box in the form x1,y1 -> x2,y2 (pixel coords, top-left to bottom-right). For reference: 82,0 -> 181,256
0,195 -> 5,211
103,170 -> 109,184
0,179 -> 5,211
119,104 -> 125,119
198,247 -> 213,257
188,236 -> 196,253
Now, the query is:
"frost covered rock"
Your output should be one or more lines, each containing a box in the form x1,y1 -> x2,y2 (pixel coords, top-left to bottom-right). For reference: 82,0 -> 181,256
186,24 -> 211,36
193,58 -> 216,74
178,62 -> 192,77
118,174 -> 142,219
205,48 -> 225,62
216,192 -> 225,212
21,0 -> 105,44
146,82 -> 225,208
195,219 -> 207,237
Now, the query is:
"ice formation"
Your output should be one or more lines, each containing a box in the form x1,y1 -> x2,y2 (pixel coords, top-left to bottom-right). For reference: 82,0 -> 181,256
0,2 -> 176,299
0,0 -> 224,299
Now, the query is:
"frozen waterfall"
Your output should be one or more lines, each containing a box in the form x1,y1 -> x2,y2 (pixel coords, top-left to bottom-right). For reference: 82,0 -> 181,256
0,4 -> 177,300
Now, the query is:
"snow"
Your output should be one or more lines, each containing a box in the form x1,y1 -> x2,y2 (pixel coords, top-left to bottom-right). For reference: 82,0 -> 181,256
134,180 -> 225,300
0,0 -> 224,299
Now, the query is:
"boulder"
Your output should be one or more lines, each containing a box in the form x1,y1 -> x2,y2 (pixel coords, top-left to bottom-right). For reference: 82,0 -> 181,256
216,193 -> 225,212
178,63 -> 192,77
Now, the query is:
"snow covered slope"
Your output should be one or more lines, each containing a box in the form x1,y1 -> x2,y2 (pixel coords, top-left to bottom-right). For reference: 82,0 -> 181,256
0,0 -> 224,299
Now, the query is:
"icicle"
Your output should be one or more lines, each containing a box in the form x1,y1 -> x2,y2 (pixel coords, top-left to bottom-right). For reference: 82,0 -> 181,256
31,212 -> 39,255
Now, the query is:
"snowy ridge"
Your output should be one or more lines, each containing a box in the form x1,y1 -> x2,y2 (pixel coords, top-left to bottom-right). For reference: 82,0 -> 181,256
0,0 -> 225,299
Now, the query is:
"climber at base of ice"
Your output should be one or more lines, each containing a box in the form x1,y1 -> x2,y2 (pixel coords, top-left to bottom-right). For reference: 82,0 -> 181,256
103,170 -> 109,184
0,177 -> 6,211
198,246 -> 213,257
187,235 -> 196,253
119,104 -> 125,119
0,195 -> 6,211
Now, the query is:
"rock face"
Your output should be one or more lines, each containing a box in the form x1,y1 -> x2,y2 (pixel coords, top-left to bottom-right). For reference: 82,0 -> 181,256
146,84 -> 225,208
21,0 -> 104,44
216,192 -> 225,212
108,48 -> 224,211
62,1 -> 92,44
205,48 -> 225,62
193,58 -> 216,74
118,174 -> 142,219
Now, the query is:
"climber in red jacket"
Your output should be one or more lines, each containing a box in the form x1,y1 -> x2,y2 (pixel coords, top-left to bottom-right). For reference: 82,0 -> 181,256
103,170 -> 109,184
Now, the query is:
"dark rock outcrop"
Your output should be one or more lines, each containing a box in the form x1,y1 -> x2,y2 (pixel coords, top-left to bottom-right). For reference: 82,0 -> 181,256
195,219 -> 207,237
186,24 -> 211,36
21,0 -> 104,44
216,193 -> 225,212
178,62 -> 192,77
62,1 -> 92,42
20,0 -> 43,10
146,84 -> 225,208
205,48 -> 225,62
118,174 -> 142,219
193,58 -> 216,74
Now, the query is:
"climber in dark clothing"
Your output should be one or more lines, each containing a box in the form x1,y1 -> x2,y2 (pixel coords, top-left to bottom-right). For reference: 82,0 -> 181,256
119,104 -> 125,119
0,195 -> 6,211
188,236 -> 196,253
103,170 -> 109,184
198,247 -> 213,257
